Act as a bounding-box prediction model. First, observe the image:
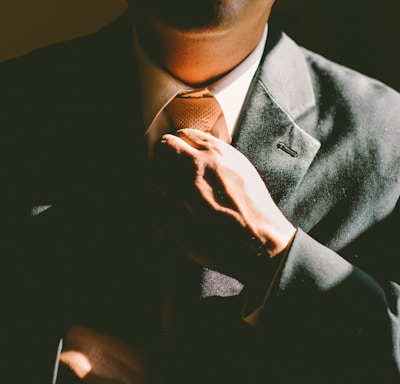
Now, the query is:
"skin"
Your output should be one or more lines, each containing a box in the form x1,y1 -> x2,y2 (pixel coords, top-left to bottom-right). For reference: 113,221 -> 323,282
61,1 -> 297,382
60,325 -> 157,384
154,129 -> 296,281
134,0 -> 276,85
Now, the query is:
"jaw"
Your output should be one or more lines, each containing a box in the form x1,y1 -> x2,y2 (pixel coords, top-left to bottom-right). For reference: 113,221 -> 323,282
135,1 -> 273,86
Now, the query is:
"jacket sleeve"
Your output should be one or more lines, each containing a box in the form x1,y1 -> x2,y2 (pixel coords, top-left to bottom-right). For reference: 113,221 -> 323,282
248,224 -> 400,382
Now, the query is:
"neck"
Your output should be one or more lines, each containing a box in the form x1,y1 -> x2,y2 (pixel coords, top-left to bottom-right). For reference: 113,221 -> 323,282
136,14 -> 269,86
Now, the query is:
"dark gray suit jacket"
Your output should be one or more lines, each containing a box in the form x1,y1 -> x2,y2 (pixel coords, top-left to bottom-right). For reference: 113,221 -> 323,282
1,10 -> 399,383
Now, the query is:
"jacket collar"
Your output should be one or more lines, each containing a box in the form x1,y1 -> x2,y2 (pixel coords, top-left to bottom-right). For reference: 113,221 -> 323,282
257,30 -> 316,122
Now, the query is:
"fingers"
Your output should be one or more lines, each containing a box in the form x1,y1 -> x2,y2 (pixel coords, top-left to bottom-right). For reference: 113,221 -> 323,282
157,129 -> 237,212
162,128 -> 218,153
60,325 -> 152,383
175,128 -> 215,145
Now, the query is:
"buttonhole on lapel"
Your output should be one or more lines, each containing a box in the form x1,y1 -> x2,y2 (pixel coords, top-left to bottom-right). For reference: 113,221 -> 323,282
277,142 -> 298,157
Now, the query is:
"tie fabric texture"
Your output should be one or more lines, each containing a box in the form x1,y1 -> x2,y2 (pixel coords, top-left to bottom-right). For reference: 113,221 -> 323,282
165,90 -> 229,141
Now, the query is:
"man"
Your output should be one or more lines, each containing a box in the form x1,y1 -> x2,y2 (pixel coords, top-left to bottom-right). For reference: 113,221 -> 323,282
1,0 -> 399,382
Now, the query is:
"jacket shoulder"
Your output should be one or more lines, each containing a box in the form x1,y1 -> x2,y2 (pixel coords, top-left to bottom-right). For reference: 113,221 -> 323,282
0,9 -> 134,83
302,47 -> 400,133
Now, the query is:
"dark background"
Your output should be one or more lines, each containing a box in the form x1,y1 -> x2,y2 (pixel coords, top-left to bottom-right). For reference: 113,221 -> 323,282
273,0 -> 400,91
1,0 -> 399,91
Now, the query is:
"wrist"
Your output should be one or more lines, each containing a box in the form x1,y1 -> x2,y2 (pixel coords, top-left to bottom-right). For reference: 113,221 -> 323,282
232,227 -> 295,285
249,224 -> 297,259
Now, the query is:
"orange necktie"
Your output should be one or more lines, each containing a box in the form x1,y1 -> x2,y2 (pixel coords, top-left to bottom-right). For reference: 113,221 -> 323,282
165,91 -> 229,141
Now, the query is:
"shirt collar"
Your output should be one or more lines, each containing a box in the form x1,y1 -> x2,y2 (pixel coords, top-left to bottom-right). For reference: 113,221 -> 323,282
134,25 -> 268,137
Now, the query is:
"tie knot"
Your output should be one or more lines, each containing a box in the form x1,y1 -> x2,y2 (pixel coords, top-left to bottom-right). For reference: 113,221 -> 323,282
166,93 -> 222,133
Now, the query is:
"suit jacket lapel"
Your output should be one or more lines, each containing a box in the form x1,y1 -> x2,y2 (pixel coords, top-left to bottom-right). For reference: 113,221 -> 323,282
233,32 -> 321,212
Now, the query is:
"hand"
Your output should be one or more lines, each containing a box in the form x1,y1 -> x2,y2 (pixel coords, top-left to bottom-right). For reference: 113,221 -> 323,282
60,325 -> 158,384
150,129 -> 296,282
